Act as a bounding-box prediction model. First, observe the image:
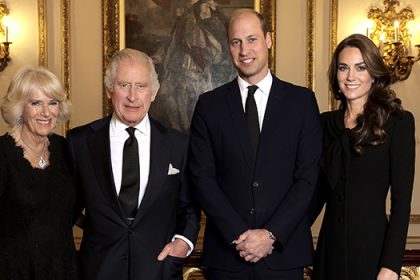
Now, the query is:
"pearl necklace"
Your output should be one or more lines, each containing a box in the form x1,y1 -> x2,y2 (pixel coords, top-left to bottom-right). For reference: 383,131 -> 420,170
21,138 -> 48,169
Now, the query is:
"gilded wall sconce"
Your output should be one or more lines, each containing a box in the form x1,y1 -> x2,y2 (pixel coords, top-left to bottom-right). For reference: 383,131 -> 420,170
0,0 -> 10,72
367,0 -> 419,83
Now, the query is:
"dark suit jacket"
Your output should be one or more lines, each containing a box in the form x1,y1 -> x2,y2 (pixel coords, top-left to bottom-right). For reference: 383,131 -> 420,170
67,116 -> 200,280
188,76 -> 322,272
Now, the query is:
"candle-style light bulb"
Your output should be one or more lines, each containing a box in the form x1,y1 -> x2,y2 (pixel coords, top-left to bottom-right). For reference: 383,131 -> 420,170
394,21 -> 400,42
380,32 -> 386,42
2,16 -> 9,42
366,20 -> 374,38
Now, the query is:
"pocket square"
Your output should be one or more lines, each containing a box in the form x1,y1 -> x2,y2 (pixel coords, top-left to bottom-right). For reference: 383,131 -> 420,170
168,163 -> 180,175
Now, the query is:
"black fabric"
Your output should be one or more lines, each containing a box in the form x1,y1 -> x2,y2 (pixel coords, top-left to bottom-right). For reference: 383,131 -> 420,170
188,77 -> 323,272
312,109 -> 415,280
206,264 -> 303,280
0,133 -> 78,280
119,127 -> 140,219
162,256 -> 184,280
246,85 -> 260,157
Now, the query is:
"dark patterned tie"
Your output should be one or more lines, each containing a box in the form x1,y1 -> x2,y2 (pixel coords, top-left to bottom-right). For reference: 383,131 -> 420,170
119,127 -> 140,221
246,85 -> 260,156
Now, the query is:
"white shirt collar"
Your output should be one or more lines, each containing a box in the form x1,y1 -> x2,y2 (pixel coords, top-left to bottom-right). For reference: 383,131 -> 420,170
110,113 -> 151,137
237,71 -> 273,96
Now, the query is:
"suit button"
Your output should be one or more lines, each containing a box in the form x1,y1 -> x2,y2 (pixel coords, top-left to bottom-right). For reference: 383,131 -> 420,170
337,194 -> 344,201
122,254 -> 128,262
252,182 -> 259,188
337,216 -> 344,223
250,208 -> 255,215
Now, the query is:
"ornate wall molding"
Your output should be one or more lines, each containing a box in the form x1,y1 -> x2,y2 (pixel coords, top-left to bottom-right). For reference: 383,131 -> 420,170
38,0 -> 70,133
61,0 -> 71,131
102,0 -> 119,116
411,215 -> 420,224
38,0 -> 47,67
401,266 -> 420,280
256,0 -> 276,73
329,0 -> 338,110
306,0 -> 315,91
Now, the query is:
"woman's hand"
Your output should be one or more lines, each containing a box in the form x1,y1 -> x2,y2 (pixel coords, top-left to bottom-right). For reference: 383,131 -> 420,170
377,267 -> 398,280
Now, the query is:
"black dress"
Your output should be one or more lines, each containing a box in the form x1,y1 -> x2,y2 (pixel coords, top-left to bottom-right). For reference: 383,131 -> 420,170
312,109 -> 415,280
0,133 -> 78,280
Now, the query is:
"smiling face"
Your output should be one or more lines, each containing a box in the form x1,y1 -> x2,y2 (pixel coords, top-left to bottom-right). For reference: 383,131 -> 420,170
21,90 -> 59,140
337,47 -> 374,105
228,11 -> 272,84
107,59 -> 158,126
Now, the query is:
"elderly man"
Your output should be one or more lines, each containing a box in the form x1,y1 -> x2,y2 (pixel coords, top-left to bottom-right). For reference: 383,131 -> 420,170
67,48 -> 200,280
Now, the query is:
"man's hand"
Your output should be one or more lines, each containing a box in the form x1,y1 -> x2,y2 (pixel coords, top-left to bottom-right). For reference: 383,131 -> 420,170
157,239 -> 189,261
235,229 -> 274,263
377,267 -> 398,280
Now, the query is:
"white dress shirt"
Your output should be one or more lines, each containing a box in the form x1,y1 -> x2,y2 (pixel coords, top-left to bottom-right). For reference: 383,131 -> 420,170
109,114 -> 150,204
109,113 -> 193,255
238,70 -> 273,130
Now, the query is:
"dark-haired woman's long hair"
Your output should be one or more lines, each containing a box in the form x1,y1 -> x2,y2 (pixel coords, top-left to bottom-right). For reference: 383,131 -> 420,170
328,34 -> 404,154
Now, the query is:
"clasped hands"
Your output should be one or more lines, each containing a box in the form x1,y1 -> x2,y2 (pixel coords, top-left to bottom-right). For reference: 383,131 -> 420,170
235,229 -> 275,263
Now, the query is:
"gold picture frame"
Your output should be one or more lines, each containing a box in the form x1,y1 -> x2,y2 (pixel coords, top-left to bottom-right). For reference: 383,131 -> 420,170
306,0 -> 315,91
329,0 -> 338,111
102,0 -> 277,119
38,0 -> 47,67
38,0 -> 71,133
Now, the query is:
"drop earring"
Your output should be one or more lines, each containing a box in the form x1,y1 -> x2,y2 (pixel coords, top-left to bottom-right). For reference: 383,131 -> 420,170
16,117 -> 22,127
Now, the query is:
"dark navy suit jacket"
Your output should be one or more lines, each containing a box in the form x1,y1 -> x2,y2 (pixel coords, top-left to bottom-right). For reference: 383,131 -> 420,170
188,76 -> 322,271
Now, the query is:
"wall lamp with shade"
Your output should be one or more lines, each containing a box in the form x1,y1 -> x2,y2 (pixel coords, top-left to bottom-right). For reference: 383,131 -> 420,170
0,0 -> 10,72
366,0 -> 420,83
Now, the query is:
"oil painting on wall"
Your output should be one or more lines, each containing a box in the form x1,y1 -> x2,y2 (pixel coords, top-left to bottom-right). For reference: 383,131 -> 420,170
125,0 -> 253,132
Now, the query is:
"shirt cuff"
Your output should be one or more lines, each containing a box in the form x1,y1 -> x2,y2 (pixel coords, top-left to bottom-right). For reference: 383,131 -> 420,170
172,234 -> 194,257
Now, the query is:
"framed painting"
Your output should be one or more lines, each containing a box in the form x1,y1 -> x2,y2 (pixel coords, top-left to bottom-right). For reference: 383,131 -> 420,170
103,0 -> 276,133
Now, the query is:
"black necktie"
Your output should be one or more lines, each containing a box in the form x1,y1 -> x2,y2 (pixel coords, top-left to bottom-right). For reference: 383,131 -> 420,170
246,85 -> 260,156
119,127 -> 140,220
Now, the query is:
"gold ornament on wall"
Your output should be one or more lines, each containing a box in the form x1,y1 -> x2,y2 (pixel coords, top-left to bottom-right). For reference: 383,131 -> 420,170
367,0 -> 420,83
0,0 -> 10,72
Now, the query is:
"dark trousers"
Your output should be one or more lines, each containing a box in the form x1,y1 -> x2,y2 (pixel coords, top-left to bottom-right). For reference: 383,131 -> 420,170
206,262 -> 304,280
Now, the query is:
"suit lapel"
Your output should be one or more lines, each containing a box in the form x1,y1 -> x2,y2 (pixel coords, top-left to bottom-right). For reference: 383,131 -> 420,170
134,121 -> 169,223
225,80 -> 255,170
260,77 -> 286,137
87,118 -> 123,218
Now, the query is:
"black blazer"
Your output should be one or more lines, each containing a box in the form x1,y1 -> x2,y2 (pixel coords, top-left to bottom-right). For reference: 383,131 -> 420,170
67,116 -> 200,280
188,76 -> 323,271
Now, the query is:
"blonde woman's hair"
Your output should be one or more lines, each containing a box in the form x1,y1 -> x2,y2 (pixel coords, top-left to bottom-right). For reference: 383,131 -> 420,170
1,66 -> 72,132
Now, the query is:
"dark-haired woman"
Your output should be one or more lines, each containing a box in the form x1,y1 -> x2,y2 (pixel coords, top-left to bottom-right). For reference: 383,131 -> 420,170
312,34 -> 415,280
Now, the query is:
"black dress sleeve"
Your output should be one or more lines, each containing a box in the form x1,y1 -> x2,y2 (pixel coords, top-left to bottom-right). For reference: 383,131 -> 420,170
380,111 -> 416,273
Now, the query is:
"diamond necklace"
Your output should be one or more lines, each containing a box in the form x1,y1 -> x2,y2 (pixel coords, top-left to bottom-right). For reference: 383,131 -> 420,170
21,138 -> 48,169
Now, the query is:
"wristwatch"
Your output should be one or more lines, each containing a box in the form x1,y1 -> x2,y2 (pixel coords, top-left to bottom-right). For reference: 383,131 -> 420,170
267,230 -> 276,241
266,230 -> 281,249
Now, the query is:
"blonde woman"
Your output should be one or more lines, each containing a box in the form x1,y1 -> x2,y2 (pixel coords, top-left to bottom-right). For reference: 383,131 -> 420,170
0,66 -> 77,279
